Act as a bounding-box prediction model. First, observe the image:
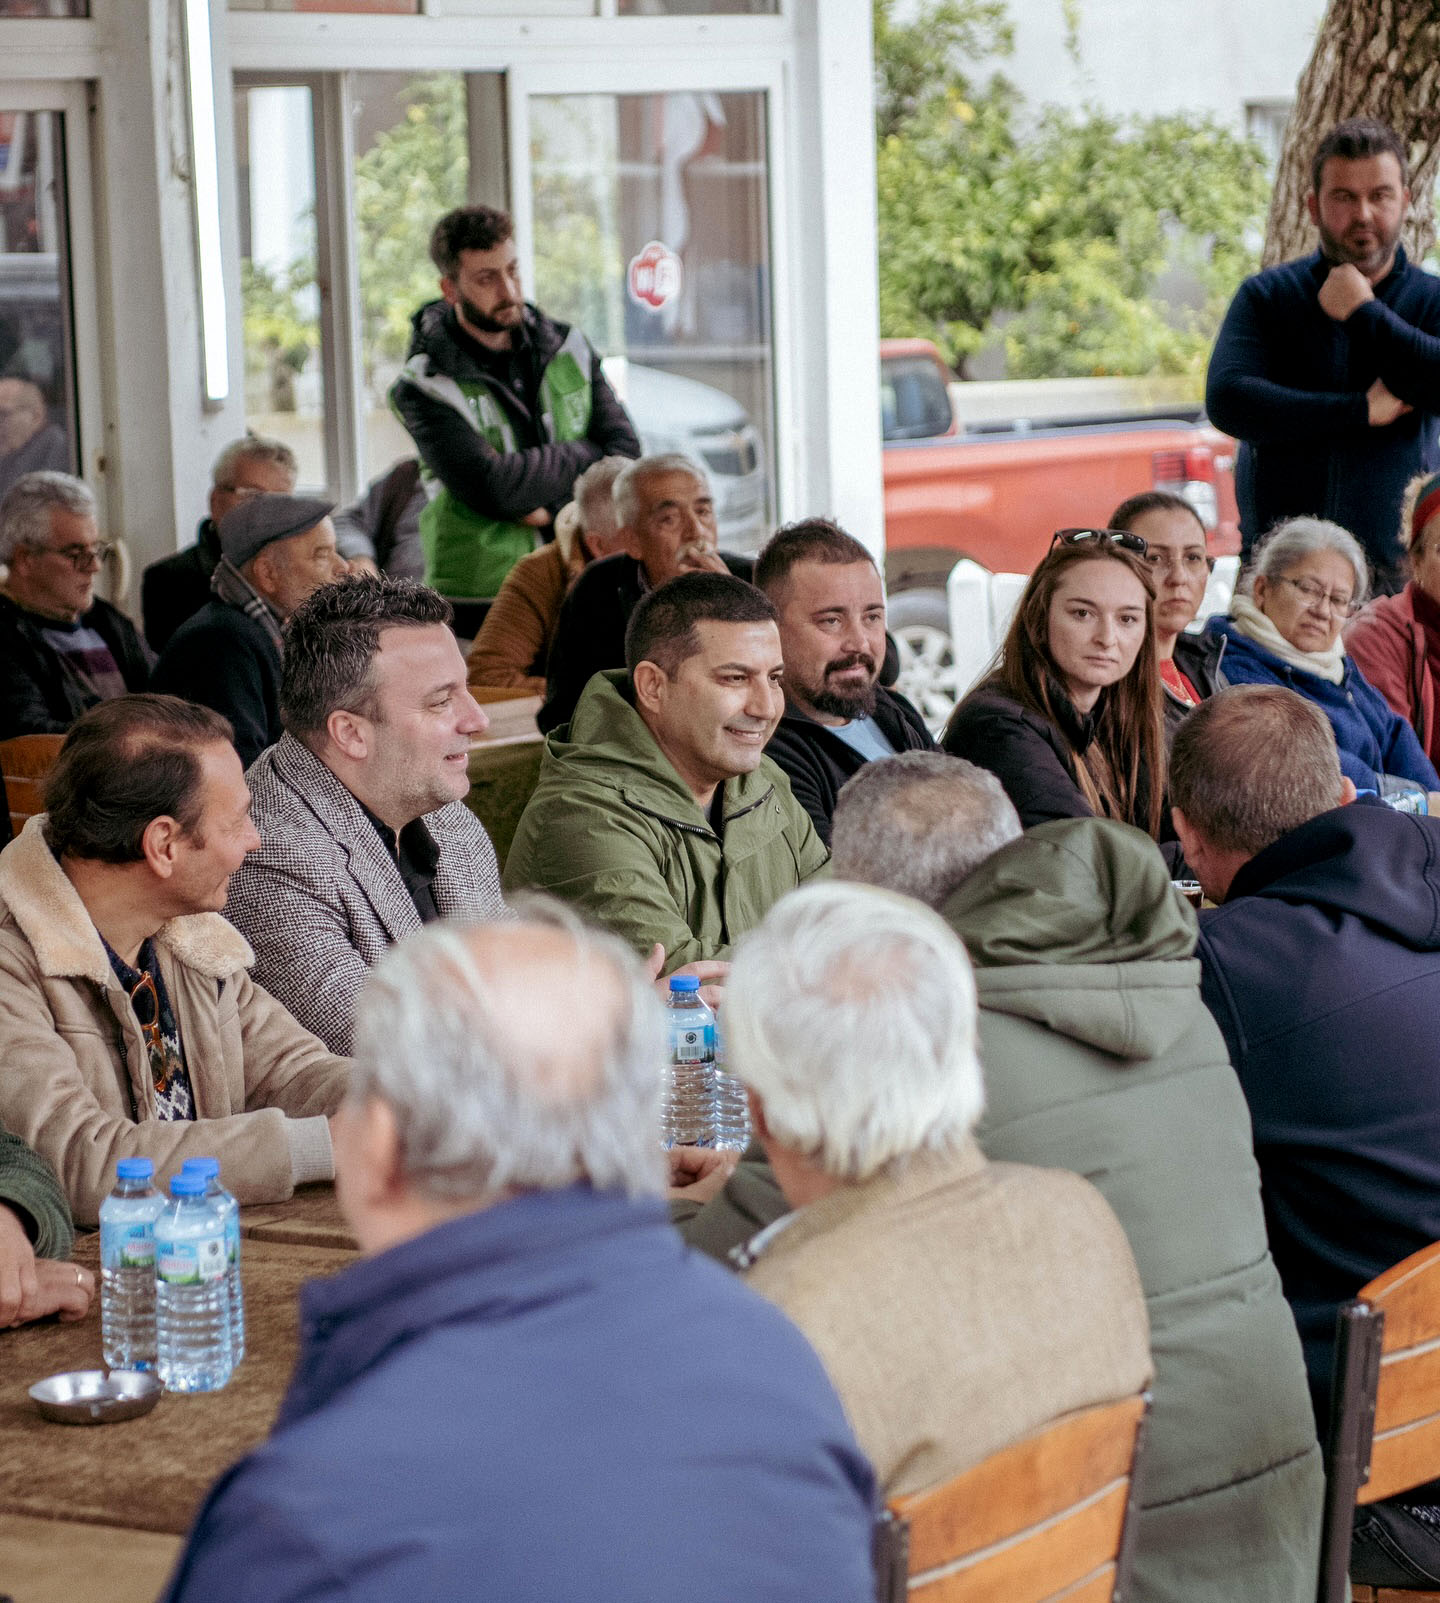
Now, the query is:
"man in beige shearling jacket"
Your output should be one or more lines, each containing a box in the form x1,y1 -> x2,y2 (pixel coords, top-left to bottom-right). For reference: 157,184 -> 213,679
0,694 -> 349,1226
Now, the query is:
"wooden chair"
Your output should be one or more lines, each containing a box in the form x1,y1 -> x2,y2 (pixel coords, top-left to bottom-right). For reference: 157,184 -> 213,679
0,733 -> 64,839
874,1393 -> 1150,1603
1320,1241 -> 1440,1603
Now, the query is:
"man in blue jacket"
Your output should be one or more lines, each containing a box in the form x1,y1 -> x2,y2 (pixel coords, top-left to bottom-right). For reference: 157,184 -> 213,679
160,909 -> 878,1603
1170,684 -> 1440,1589
1206,118 -> 1440,591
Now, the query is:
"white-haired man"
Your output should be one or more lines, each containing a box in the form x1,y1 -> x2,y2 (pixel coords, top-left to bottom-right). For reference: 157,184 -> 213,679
727,879 -> 1150,1497
538,452 -> 754,732
0,471 -> 151,739
161,909 -> 878,1603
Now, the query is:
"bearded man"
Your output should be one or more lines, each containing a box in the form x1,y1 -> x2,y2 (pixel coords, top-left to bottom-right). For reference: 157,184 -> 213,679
756,519 -> 934,845
1207,118 -> 1440,593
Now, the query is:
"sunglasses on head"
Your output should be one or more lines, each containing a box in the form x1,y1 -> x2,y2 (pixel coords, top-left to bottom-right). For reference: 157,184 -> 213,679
1051,527 -> 1149,556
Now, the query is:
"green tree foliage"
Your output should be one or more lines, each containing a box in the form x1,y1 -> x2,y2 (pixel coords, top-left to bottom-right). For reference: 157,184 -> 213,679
874,0 -> 1271,380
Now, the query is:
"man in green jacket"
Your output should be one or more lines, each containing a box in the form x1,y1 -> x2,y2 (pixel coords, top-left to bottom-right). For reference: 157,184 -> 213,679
504,572 -> 828,968
389,205 -> 640,603
678,750 -> 1324,1603
0,1121 -> 91,1327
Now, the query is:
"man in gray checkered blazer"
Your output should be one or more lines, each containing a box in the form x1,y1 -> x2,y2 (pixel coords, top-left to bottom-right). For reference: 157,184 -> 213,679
225,576 -> 508,1054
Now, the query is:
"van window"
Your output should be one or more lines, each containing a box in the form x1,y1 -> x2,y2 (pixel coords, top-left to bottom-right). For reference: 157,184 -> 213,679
881,355 -> 952,441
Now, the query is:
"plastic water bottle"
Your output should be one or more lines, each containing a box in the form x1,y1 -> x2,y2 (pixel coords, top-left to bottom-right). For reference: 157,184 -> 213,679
155,1172 -> 233,1393
99,1158 -> 162,1371
712,1013 -> 752,1151
182,1157 -> 244,1366
663,975 -> 716,1148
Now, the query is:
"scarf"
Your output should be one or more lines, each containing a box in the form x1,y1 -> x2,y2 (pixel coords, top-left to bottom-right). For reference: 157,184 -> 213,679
1228,592 -> 1346,685
211,557 -> 285,652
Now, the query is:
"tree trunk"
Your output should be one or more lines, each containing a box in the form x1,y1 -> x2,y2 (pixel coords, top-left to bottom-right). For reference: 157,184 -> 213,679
1262,0 -> 1440,268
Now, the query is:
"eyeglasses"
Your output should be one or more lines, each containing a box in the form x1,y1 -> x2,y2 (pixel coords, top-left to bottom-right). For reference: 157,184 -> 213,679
214,483 -> 267,500
1273,574 -> 1360,616
1141,549 -> 1215,577
39,541 -> 113,572
127,971 -> 171,1096
1051,527 -> 1149,556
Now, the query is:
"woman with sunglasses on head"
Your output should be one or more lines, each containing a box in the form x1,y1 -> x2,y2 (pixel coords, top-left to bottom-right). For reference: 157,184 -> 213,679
1109,492 -> 1227,744
1205,516 -> 1440,806
1344,473 -> 1440,770
942,530 -> 1171,851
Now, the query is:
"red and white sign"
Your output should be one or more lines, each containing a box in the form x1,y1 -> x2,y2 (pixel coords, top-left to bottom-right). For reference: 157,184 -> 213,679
627,241 -> 683,311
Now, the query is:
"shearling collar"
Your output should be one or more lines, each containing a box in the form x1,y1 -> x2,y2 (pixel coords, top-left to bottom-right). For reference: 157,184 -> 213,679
0,815 -> 255,985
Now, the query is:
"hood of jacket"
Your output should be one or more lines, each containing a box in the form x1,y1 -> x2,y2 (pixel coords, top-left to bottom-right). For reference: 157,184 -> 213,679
943,816 -> 1200,1060
546,669 -> 781,827
405,298 -> 568,380
1203,613 -> 1363,697
0,814 -> 255,985
1227,799 -> 1440,948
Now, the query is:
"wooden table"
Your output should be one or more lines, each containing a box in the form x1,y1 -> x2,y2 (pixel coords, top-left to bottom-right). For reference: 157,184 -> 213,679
0,1195 -> 357,1598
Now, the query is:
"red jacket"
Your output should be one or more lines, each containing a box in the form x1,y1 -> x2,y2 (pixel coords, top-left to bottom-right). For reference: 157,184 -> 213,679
1344,584 -> 1438,765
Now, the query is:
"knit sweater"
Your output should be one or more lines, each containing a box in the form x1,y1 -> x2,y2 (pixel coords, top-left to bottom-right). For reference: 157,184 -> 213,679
0,1121 -> 72,1259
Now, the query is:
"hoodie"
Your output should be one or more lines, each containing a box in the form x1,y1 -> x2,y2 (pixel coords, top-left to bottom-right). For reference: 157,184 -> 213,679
1198,801 -> 1440,1413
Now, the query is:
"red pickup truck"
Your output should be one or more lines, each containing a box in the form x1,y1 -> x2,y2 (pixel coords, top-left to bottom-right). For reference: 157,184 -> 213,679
881,339 -> 1240,722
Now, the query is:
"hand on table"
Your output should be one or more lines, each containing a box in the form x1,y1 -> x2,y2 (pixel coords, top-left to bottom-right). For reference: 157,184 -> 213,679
644,945 -> 729,1011
1319,263 -> 1375,322
666,1145 -> 738,1205
0,1202 -> 93,1327
1368,378 -> 1411,427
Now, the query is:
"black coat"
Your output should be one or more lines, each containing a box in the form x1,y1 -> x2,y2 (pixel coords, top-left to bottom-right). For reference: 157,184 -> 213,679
538,551 -> 754,735
764,687 -> 935,845
150,601 -> 282,768
0,593 -> 151,738
1197,801 -> 1440,1416
141,520 -> 222,653
1164,629 -> 1229,746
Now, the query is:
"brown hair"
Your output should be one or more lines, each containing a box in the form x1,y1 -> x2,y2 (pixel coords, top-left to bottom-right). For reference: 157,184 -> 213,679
989,542 -> 1165,835
1311,118 -> 1408,195
1169,685 -> 1341,855
753,518 -> 876,596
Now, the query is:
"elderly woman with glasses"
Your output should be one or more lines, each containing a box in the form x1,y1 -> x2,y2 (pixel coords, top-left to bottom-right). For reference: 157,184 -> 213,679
943,529 -> 1174,857
1345,473 -> 1440,769
1205,516 -> 1440,804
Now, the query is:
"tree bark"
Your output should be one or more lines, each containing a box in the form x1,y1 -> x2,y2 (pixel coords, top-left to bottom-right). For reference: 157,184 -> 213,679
1262,0 -> 1440,268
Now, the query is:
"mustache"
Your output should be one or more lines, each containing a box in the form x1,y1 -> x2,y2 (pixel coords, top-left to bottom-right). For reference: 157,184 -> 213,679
825,653 -> 877,676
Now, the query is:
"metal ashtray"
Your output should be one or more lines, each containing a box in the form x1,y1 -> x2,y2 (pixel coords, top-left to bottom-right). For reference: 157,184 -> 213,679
28,1368 -> 163,1425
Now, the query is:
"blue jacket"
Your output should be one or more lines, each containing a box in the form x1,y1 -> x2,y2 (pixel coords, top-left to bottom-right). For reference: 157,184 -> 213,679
162,1187 -> 877,1603
1204,616 -> 1439,793
1205,247 -> 1440,584
1197,802 -> 1440,1417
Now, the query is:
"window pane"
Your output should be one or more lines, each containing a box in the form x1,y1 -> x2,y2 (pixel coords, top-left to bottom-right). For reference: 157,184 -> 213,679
351,72 -> 467,486
617,1 -> 777,12
531,91 -> 774,553
0,2 -> 89,14
0,109 -> 78,501
234,83 -> 327,491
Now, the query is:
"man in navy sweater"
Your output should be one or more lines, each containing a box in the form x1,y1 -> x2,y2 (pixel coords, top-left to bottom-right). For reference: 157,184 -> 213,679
1170,685 -> 1440,1588
1207,118 -> 1440,591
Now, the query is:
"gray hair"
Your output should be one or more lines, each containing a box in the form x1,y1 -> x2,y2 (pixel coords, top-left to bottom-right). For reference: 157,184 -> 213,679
573,455 -> 629,534
727,882 -> 985,1183
613,452 -> 709,531
350,902 -> 668,1203
832,752 -> 1023,908
211,433 -> 297,490
0,471 -> 96,563
1246,516 -> 1370,606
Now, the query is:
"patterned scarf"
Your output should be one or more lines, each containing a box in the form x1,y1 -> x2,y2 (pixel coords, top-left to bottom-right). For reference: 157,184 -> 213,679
211,556 -> 285,651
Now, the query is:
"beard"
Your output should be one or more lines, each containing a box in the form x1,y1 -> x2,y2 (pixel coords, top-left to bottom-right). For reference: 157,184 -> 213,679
805,654 -> 879,721
1317,216 -> 1401,277
459,295 -> 523,335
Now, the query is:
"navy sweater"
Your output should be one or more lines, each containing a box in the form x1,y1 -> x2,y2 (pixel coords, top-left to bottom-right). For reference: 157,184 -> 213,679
1206,247 -> 1440,583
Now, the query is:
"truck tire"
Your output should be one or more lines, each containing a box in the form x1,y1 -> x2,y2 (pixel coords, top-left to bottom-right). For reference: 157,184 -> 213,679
887,588 -> 960,733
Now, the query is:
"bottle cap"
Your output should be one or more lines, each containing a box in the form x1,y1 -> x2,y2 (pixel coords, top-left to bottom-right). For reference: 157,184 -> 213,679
668,974 -> 701,992
181,1157 -> 220,1179
169,1173 -> 207,1197
115,1158 -> 154,1181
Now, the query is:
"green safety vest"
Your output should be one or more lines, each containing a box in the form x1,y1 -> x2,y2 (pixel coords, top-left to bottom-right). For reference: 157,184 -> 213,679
393,325 -> 594,600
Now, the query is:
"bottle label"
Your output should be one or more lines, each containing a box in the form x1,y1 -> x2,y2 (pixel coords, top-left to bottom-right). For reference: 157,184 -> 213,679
156,1233 -> 228,1286
673,1024 -> 712,1063
101,1221 -> 155,1271
225,1210 -> 240,1267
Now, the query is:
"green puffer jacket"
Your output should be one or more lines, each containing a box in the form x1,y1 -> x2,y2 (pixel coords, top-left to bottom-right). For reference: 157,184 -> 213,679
677,817 -> 1322,1603
0,1120 -> 73,1259
502,671 -> 829,965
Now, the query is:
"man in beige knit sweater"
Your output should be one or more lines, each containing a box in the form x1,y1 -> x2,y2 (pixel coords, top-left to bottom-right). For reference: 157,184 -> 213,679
729,880 -> 1152,1498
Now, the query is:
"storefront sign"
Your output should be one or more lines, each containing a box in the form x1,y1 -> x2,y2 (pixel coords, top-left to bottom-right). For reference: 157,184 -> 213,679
627,240 -> 682,311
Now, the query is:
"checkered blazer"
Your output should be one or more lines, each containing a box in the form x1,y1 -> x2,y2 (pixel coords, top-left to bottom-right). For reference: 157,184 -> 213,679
225,734 -> 508,1054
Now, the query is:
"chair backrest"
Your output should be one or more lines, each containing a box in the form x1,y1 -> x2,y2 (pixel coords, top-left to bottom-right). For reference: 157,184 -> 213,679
874,1392 -> 1150,1603
0,733 -> 64,838
1318,1239 -> 1440,1603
